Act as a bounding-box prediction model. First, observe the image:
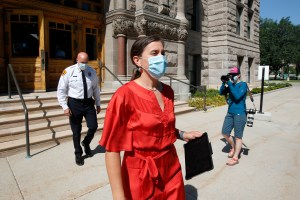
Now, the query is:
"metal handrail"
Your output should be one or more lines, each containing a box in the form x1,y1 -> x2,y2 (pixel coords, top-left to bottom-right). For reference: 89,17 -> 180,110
7,64 -> 30,158
97,64 -> 206,110
165,75 -> 207,111
99,63 -> 124,91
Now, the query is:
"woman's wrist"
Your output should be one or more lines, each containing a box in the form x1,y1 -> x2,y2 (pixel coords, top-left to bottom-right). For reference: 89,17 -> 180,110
179,130 -> 185,140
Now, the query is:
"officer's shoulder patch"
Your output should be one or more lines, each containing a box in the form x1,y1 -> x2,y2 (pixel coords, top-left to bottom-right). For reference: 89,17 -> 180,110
61,70 -> 67,76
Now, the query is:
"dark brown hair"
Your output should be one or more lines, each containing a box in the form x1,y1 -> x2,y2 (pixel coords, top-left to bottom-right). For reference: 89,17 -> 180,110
130,35 -> 164,80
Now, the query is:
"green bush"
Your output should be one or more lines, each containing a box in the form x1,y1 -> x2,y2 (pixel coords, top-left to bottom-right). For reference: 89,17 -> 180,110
251,82 -> 292,94
189,82 -> 292,110
189,89 -> 227,110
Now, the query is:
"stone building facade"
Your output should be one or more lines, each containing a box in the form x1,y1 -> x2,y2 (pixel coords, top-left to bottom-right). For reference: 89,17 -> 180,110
104,0 -> 260,99
0,0 -> 260,98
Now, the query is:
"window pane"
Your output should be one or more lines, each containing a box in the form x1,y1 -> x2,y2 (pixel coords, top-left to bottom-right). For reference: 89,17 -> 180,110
20,15 -> 29,22
49,29 -> 72,59
30,15 -> 38,22
11,22 -> 39,57
57,23 -> 64,29
49,22 -> 56,28
65,24 -> 71,31
86,34 -> 97,60
11,15 -> 18,21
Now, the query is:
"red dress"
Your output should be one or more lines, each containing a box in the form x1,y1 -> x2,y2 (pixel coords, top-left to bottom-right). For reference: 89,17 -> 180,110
99,81 -> 185,200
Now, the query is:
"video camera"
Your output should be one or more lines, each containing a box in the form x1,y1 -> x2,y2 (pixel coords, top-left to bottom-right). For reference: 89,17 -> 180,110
220,74 -> 230,82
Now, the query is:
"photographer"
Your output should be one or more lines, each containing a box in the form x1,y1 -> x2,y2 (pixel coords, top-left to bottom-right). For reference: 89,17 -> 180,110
219,66 -> 247,166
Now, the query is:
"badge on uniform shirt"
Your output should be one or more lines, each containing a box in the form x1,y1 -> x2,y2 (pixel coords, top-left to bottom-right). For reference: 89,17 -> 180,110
88,72 -> 91,76
61,70 -> 67,76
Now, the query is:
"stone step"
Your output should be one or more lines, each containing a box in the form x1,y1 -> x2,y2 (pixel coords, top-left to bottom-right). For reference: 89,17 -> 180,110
0,113 -> 106,139
0,90 -> 115,103
0,101 -> 185,124
0,97 -> 111,115
0,104 -> 108,125
0,107 -> 196,153
0,102 -> 187,134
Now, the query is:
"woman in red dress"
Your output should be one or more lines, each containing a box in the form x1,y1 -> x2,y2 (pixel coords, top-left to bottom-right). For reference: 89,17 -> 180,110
99,35 -> 203,200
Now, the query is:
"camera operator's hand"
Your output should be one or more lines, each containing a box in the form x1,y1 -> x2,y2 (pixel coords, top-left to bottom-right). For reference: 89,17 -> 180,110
225,80 -> 233,86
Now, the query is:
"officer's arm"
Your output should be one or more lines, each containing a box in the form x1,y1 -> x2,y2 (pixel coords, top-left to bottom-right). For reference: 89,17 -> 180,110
93,74 -> 101,108
57,72 -> 69,110
227,82 -> 247,101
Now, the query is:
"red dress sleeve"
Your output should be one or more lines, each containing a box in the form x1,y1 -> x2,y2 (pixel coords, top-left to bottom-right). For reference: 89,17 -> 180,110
99,88 -> 133,152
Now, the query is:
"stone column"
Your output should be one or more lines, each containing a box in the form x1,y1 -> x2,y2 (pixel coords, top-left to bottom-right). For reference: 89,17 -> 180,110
117,34 -> 126,76
175,0 -> 188,24
175,0 -> 188,79
177,41 -> 185,78
114,0 -> 126,76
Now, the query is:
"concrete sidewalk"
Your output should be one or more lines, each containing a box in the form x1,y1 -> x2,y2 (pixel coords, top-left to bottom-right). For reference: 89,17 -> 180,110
1,83 -> 300,200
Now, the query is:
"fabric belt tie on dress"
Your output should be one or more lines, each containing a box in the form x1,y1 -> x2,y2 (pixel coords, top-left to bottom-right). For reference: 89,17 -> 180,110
134,147 -> 172,199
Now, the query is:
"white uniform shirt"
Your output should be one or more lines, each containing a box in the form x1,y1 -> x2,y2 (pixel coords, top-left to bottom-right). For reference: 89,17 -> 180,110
57,64 -> 101,110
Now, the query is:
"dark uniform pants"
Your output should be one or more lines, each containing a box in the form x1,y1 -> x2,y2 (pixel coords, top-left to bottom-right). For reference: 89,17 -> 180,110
68,97 -> 98,156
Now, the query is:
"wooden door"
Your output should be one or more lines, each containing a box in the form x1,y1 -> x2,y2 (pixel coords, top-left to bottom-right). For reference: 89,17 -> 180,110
44,19 -> 74,90
6,9 -> 46,91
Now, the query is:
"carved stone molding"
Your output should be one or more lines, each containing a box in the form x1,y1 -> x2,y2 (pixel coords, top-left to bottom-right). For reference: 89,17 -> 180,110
113,18 -> 136,36
134,16 -> 148,36
107,6 -> 188,41
134,15 -> 188,41
128,0 -> 136,11
177,25 -> 188,41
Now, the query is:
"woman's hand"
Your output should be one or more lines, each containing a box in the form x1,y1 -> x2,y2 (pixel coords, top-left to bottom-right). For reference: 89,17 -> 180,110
182,131 -> 204,142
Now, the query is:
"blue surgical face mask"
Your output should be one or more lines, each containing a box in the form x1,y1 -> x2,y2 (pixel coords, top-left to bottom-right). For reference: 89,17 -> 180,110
142,55 -> 167,79
78,63 -> 88,71
231,74 -> 239,83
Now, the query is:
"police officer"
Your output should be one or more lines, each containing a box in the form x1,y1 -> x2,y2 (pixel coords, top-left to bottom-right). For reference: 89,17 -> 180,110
57,52 -> 101,166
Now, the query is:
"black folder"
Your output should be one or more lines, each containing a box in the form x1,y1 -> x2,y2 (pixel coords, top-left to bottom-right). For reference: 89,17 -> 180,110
184,132 -> 214,180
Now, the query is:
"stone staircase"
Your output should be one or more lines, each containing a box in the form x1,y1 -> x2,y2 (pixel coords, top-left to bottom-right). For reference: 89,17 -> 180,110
0,90 -> 196,156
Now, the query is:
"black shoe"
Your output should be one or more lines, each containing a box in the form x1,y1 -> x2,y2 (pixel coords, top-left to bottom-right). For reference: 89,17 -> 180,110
81,142 -> 93,157
75,155 -> 84,166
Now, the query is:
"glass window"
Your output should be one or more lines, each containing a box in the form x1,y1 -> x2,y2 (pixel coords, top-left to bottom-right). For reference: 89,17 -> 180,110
236,6 -> 243,35
10,15 -> 39,57
248,58 -> 253,83
49,22 -> 72,59
10,15 -> 18,21
29,15 -> 38,22
248,0 -> 253,8
186,0 -> 199,31
20,15 -> 29,22
247,13 -> 253,39
86,28 -> 97,60
237,56 -> 244,68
